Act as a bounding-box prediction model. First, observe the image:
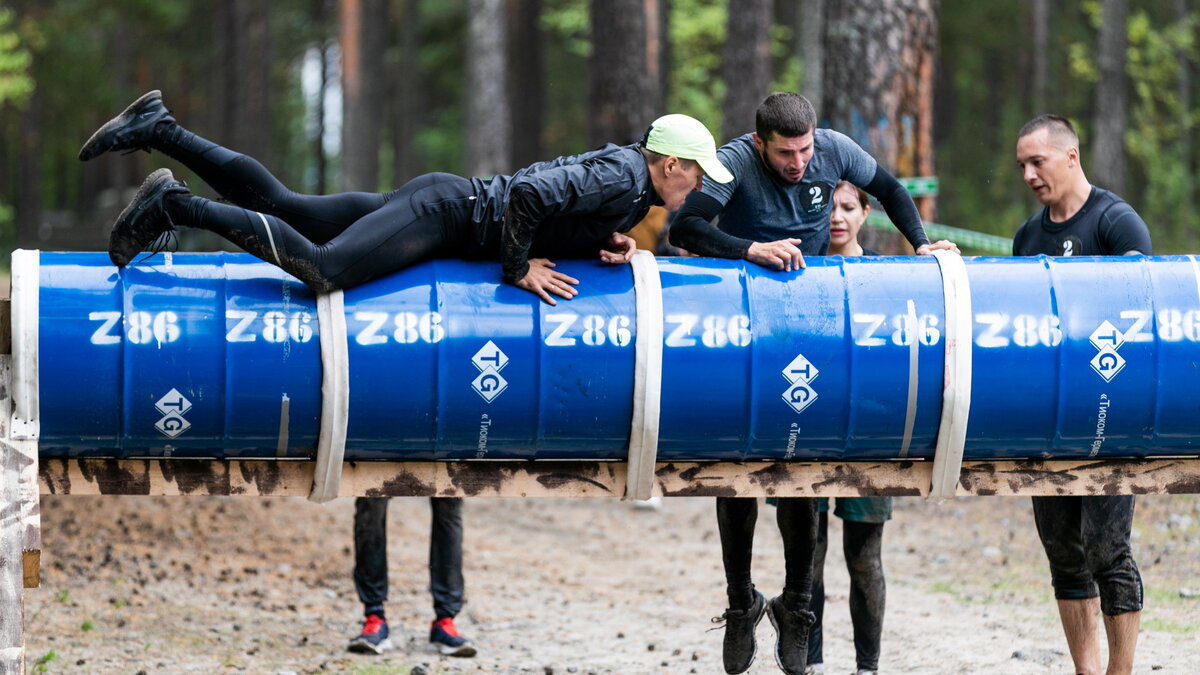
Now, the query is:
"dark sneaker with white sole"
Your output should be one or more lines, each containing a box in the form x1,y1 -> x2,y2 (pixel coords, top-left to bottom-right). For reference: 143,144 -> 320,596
347,614 -> 393,655
712,589 -> 766,674
108,168 -> 189,267
430,617 -> 477,657
79,89 -> 174,161
767,594 -> 817,675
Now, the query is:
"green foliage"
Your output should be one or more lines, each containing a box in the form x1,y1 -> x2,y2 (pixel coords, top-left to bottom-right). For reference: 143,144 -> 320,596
80,618 -> 95,631
31,649 -> 58,674
667,0 -> 726,135
1124,7 -> 1198,252
0,7 -> 34,106
2,0 -> 1198,255
541,0 -> 590,58
769,22 -> 801,96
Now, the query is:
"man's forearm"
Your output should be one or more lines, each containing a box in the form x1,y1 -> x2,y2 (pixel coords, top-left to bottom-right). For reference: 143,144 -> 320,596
865,166 -> 930,250
669,192 -> 752,259
501,201 -> 537,283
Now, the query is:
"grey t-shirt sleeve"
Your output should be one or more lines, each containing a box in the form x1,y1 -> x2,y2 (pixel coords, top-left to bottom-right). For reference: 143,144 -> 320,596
822,129 -> 879,188
699,136 -> 753,206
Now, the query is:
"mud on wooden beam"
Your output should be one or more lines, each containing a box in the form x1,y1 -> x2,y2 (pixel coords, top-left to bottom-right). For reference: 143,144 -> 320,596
33,457 -> 1200,498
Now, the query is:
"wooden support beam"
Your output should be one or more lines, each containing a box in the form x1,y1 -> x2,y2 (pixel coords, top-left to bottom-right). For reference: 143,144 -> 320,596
0,357 -> 39,591
0,381 -> 26,673
34,456 -> 1200,499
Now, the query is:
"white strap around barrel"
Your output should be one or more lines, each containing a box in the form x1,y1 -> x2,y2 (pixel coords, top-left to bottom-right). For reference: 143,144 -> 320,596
929,251 -> 973,500
10,250 -> 40,440
309,290 -> 349,503
625,251 -> 664,501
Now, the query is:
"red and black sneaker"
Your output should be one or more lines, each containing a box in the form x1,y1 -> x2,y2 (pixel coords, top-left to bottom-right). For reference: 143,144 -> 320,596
429,617 -> 477,657
347,613 -> 393,655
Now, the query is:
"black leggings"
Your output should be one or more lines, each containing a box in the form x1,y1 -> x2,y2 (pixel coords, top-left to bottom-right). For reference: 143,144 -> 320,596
716,496 -> 818,610
150,122 -> 478,291
807,511 -> 886,671
353,497 -> 465,620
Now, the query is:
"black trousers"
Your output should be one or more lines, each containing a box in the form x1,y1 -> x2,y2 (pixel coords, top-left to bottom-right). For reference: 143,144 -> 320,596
353,497 -> 465,620
716,496 -> 818,609
807,511 -> 886,671
1032,495 -> 1143,616
149,122 -> 479,291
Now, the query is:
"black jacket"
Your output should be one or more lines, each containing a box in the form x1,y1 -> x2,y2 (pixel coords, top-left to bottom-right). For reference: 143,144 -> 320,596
471,144 -> 660,283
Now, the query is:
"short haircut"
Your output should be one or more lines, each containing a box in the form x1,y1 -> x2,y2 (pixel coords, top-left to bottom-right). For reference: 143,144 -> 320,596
755,92 -> 817,141
641,148 -> 699,171
1018,114 -> 1079,148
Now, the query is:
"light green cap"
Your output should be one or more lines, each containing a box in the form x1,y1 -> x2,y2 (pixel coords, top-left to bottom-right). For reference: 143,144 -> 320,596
644,114 -> 733,184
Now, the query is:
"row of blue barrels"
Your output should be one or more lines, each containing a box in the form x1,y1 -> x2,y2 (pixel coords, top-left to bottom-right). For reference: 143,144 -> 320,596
21,251 -> 1200,461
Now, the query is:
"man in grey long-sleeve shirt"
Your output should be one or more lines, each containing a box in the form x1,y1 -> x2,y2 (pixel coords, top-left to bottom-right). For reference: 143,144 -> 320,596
684,92 -> 957,675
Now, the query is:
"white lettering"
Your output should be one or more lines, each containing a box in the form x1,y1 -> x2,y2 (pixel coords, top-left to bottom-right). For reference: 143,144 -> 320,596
544,313 -> 578,346
975,312 -> 1010,348
89,311 -> 122,345
665,314 -> 698,347
354,311 -> 389,346
852,313 -> 886,347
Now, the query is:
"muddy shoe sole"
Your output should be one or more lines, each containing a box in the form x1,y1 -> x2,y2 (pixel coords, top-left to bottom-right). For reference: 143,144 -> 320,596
79,89 -> 165,161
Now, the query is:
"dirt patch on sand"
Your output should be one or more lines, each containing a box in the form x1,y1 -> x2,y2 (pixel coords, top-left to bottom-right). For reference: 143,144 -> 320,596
20,492 -> 1200,674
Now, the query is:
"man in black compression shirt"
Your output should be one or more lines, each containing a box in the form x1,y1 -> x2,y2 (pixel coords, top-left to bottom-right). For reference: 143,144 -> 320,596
1014,114 -> 1148,675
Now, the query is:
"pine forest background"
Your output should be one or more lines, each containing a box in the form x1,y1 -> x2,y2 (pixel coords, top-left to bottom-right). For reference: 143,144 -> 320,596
0,0 -> 1196,257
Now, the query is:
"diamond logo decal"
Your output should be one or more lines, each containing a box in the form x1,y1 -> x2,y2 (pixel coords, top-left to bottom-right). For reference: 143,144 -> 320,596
782,353 -> 819,384
1090,348 -> 1126,382
782,380 -> 818,413
472,366 -> 508,403
155,411 -> 192,439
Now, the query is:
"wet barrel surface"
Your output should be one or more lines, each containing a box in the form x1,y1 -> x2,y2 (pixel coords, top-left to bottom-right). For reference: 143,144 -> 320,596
26,252 -> 1200,461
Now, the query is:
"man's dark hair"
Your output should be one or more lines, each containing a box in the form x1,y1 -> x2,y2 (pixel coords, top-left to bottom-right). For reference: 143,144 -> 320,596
755,92 -> 817,141
1018,114 -> 1079,147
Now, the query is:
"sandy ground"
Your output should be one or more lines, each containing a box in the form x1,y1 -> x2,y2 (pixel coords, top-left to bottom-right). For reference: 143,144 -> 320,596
18,492 -> 1200,674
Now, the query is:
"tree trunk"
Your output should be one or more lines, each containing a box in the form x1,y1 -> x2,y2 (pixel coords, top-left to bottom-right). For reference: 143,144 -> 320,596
588,0 -> 657,146
17,90 -> 40,246
1030,0 -> 1049,113
341,0 -> 388,192
233,0 -> 272,169
509,0 -> 544,167
1090,0 -> 1128,194
644,0 -> 666,116
312,0 -> 331,194
824,0 -> 938,238
800,0 -> 826,111
721,0 -> 772,142
391,0 -> 423,184
466,0 -> 511,176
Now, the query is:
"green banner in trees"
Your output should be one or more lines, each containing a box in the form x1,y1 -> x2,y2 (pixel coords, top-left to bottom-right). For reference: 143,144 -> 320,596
897,176 -> 939,197
865,213 -> 1013,254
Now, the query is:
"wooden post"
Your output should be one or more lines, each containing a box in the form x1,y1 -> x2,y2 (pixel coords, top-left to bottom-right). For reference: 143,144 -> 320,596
1,358 -> 29,675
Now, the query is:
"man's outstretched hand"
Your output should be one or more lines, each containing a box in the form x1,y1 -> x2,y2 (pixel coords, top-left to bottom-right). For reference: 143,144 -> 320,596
917,240 -> 961,255
746,238 -> 805,271
599,232 -> 637,264
514,258 -> 579,305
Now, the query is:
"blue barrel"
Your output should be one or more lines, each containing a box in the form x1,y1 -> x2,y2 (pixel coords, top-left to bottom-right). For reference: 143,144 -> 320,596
22,251 -> 1200,461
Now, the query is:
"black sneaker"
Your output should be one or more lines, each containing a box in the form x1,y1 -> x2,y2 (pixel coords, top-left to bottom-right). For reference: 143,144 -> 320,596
712,589 -> 766,674
429,617 -> 477,657
108,168 -> 188,267
347,614 -> 393,654
79,89 -> 174,161
767,595 -> 816,675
